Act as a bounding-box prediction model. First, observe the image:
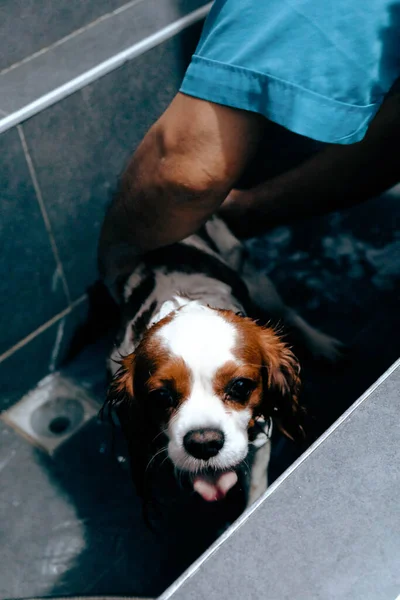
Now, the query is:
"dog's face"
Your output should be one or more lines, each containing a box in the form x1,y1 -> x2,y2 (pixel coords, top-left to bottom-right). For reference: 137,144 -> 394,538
108,302 -> 302,502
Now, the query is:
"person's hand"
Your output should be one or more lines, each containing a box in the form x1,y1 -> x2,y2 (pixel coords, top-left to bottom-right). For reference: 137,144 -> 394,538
219,188 -> 255,237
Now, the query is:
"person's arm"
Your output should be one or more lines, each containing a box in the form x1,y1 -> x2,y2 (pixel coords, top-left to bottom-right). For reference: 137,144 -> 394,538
98,93 -> 263,286
220,90 -> 400,238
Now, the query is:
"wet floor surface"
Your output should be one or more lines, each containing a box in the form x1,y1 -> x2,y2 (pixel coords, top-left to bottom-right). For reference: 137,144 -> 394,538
0,341 -> 245,600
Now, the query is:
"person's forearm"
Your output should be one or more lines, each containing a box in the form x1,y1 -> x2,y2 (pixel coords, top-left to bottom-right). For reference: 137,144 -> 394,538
222,90 -> 400,235
253,113 -> 399,223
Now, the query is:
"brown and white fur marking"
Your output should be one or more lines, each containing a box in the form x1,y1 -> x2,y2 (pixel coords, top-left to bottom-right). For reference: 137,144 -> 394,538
105,216 -> 341,513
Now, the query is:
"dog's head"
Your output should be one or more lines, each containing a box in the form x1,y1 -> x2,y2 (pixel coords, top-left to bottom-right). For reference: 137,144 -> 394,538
106,301 -> 303,502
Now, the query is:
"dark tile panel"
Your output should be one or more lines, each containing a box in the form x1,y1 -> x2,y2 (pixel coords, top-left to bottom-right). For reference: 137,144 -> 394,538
0,298 -> 88,412
173,0 -> 212,15
0,127 -> 68,355
0,0 -> 129,71
23,23 -> 203,300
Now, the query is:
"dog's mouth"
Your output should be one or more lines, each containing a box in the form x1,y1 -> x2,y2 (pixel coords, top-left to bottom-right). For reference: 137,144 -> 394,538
192,470 -> 238,502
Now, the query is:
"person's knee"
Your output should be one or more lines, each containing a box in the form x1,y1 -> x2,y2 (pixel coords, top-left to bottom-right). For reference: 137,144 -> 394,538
150,93 -> 264,198
152,122 -> 225,198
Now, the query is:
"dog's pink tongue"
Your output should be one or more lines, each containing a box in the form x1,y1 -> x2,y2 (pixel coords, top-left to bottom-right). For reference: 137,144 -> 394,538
193,471 -> 238,502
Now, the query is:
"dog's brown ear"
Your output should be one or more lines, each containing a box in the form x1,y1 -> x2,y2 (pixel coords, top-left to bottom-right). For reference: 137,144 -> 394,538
105,354 -> 148,497
257,327 -> 305,441
106,354 -> 136,409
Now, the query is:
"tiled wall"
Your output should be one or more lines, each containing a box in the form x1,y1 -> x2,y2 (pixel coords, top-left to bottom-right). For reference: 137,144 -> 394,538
0,18 -> 203,411
0,0 -> 129,71
0,0 -> 207,72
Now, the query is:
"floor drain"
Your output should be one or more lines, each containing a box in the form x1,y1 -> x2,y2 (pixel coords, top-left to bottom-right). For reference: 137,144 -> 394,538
49,416 -> 71,435
1,374 -> 99,452
30,396 -> 85,440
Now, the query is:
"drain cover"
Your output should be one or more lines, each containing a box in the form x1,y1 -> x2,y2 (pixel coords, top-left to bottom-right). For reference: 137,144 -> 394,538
30,396 -> 85,438
1,374 -> 99,452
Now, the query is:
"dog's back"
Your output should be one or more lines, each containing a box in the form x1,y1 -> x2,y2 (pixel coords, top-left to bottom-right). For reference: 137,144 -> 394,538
109,217 -> 251,373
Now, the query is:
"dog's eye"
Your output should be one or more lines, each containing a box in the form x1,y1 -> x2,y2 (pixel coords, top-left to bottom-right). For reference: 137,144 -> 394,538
227,378 -> 255,403
149,387 -> 176,408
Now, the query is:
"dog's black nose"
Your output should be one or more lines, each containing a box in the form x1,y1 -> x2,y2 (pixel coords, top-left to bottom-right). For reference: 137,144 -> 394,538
183,428 -> 225,460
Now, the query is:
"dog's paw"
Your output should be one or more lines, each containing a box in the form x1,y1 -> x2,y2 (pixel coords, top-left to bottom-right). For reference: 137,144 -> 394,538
305,329 -> 346,363
288,313 -> 346,364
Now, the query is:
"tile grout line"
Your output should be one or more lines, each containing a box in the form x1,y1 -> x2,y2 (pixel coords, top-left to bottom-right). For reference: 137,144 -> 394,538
0,0 -> 146,76
17,125 -> 72,304
0,3 -> 212,135
0,295 -> 87,364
